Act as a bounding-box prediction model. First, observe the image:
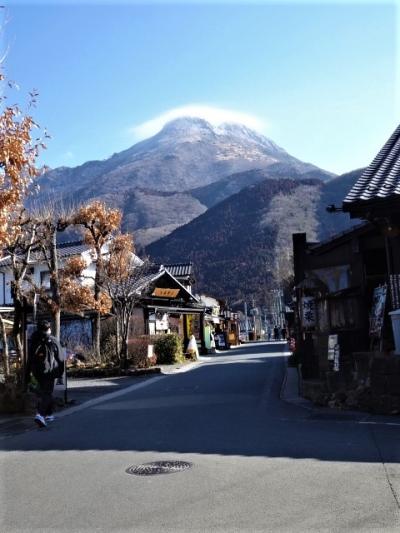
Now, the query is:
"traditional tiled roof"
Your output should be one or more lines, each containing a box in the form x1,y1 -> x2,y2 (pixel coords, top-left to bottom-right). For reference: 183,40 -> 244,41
56,241 -> 91,259
343,124 -> 400,207
136,266 -> 199,303
160,262 -> 194,279
0,240 -> 91,268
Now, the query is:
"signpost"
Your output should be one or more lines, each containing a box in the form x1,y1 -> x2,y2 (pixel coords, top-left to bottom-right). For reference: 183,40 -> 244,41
54,344 -> 68,404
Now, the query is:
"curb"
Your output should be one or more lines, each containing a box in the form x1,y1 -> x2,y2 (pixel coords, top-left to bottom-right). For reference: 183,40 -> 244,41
280,365 -> 314,411
160,360 -> 203,375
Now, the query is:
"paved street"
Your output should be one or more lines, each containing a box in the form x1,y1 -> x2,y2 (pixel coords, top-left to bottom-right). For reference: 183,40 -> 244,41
1,342 -> 400,532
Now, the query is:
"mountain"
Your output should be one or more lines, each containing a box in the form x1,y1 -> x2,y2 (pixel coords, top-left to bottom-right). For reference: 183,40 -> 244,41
121,188 -> 207,244
146,170 -> 362,303
147,177 -> 322,303
37,117 -> 334,245
190,163 -> 333,209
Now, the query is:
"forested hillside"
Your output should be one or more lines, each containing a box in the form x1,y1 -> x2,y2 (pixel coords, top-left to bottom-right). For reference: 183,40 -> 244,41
147,178 -> 321,303
147,169 -> 361,303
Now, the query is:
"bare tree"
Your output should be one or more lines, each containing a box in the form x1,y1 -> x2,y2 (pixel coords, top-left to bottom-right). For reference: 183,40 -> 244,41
72,201 -> 121,359
29,198 -> 74,340
0,23 -> 47,384
103,234 -> 151,367
4,210 -> 39,377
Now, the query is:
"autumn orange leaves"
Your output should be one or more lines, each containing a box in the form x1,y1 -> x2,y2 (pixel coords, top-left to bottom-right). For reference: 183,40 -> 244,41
0,74 -> 47,249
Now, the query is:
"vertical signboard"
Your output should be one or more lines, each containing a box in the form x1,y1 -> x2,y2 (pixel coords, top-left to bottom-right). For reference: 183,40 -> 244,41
369,285 -> 387,338
327,334 -> 338,361
328,334 -> 340,372
301,296 -> 316,328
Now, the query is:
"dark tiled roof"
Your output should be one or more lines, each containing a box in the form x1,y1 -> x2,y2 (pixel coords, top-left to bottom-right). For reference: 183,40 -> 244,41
135,266 -> 199,302
57,241 -> 91,258
343,124 -> 400,206
160,263 -> 194,278
0,240 -> 91,268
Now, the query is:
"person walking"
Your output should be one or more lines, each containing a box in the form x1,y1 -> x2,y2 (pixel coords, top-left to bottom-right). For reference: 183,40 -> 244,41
26,320 -> 65,428
273,325 -> 280,341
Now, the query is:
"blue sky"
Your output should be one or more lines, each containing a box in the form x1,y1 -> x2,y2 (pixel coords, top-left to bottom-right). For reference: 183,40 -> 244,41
2,1 -> 398,175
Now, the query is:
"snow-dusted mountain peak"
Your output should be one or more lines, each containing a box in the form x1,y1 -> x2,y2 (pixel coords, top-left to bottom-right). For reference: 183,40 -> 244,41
157,116 -> 285,152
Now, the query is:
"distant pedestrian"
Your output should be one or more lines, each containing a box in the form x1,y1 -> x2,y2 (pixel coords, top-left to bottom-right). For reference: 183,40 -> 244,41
26,320 -> 65,428
281,327 -> 287,340
267,328 -> 272,342
273,326 -> 280,341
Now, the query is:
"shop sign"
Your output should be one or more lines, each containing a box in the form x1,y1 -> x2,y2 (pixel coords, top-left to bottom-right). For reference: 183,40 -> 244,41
328,334 -> 340,371
152,288 -> 180,298
369,285 -> 387,338
301,296 -> 316,328
333,344 -> 340,372
327,334 -> 338,361
211,306 -> 220,317
216,334 -> 226,348
155,312 -> 169,330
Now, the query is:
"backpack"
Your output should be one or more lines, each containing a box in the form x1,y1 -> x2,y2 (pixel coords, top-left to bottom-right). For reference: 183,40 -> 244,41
34,337 -> 60,377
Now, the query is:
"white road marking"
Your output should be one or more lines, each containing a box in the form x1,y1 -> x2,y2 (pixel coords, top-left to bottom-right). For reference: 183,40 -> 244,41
56,375 -> 165,419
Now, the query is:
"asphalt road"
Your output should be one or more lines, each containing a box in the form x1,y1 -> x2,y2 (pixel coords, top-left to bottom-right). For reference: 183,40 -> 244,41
1,342 -> 400,532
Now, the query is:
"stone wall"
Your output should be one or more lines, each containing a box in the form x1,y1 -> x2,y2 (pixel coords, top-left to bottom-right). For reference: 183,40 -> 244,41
302,351 -> 400,415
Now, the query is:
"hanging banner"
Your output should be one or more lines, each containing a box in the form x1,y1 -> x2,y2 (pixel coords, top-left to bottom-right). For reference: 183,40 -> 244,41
369,285 -> 387,338
301,296 -> 316,328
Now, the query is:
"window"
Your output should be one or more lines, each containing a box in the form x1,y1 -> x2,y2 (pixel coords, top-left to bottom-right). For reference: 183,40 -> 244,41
40,271 -> 51,289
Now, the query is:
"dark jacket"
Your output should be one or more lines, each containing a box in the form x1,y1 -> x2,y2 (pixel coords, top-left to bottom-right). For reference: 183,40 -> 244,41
27,331 -> 65,382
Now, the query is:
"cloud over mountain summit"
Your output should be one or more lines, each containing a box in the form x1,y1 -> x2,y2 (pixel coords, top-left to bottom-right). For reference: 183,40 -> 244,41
129,105 -> 267,141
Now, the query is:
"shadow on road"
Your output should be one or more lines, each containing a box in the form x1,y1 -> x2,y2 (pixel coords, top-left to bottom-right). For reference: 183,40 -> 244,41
1,344 -> 400,464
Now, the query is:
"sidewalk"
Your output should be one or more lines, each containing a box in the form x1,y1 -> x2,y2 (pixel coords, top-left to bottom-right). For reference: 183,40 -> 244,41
0,358 -> 206,440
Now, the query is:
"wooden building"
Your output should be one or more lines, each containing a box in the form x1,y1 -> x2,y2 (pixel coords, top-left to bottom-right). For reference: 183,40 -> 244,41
293,222 -> 388,379
342,124 -> 400,327
137,266 -> 205,351
292,123 -> 400,412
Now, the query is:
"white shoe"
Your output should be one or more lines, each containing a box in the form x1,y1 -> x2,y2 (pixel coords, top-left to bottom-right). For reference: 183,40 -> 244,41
34,414 -> 47,428
45,415 -> 55,422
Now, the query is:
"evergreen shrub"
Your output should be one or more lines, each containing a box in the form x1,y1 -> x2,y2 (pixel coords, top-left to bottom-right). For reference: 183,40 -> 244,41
154,333 -> 184,364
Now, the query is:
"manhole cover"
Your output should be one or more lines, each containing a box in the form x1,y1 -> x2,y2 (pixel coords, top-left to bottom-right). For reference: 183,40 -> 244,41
126,460 -> 193,476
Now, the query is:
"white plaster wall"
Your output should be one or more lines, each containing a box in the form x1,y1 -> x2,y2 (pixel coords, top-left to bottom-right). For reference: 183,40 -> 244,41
1,270 -> 14,305
0,251 -> 97,305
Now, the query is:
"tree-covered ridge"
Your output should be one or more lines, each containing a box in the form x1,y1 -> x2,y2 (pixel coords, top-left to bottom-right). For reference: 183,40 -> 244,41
147,178 -> 322,304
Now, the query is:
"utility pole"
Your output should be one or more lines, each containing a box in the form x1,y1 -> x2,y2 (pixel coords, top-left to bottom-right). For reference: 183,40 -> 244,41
279,288 -> 284,328
244,301 -> 249,342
